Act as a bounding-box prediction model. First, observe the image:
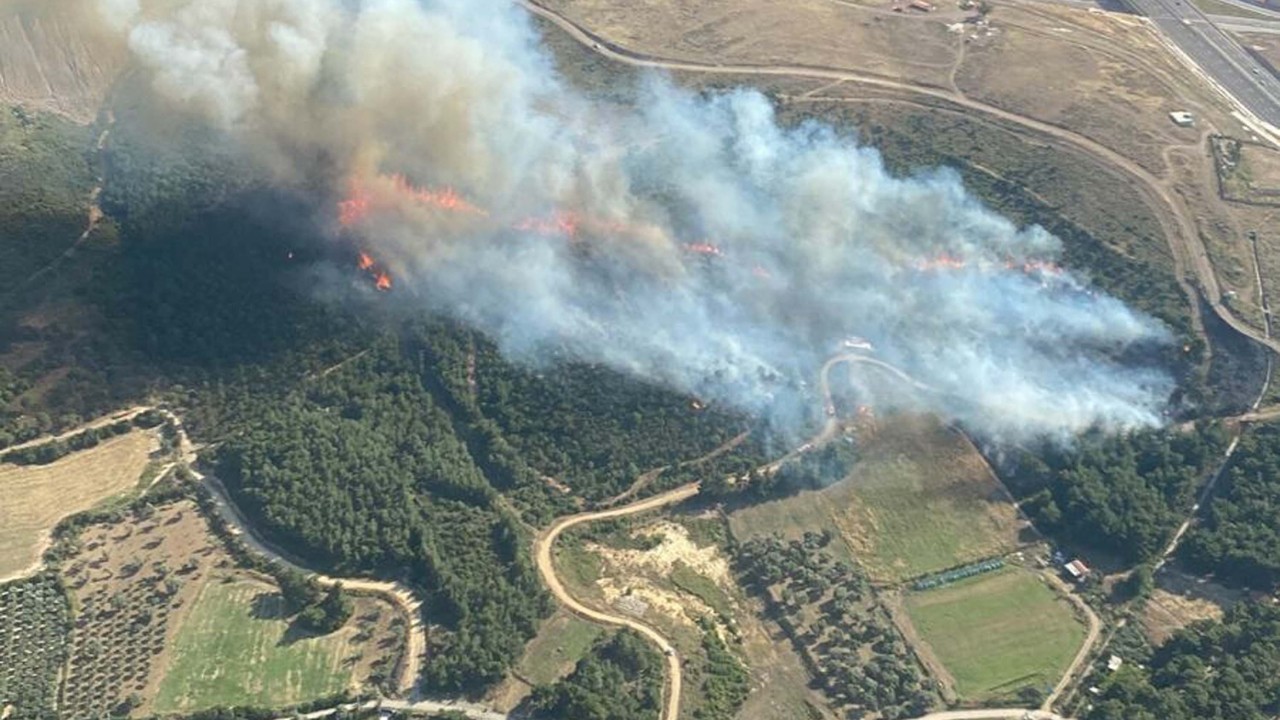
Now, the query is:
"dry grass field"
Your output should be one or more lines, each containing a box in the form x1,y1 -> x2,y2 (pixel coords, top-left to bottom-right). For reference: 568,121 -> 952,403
58,500 -> 403,718
0,431 -> 157,579
0,0 -> 127,123
730,414 -> 1026,583
538,0 -> 962,87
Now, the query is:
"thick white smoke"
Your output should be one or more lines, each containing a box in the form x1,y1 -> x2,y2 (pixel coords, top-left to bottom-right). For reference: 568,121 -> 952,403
99,0 -> 1174,441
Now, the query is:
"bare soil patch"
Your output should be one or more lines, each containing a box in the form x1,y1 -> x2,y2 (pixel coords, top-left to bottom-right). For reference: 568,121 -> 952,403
1140,569 -> 1242,645
0,430 -> 158,579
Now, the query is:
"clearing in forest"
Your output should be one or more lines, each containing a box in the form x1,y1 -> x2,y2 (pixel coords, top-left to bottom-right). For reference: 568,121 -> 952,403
730,414 -> 1025,583
0,431 -> 156,579
153,577 -> 371,713
58,499 -> 402,719
902,567 -> 1086,702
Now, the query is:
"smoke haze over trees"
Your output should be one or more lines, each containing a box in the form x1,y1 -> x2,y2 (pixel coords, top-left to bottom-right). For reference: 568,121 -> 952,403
78,0 -> 1180,443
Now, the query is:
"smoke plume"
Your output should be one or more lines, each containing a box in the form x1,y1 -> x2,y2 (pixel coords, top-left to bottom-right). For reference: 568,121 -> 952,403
97,0 -> 1174,441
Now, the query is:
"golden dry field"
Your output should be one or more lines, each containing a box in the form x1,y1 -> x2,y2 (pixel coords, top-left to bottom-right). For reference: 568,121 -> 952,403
0,431 -> 157,579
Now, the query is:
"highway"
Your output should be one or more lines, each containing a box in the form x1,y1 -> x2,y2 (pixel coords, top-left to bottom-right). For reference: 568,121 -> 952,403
1122,0 -> 1280,126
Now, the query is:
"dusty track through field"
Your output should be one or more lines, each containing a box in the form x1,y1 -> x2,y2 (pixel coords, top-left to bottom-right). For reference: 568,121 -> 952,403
518,0 -> 1280,360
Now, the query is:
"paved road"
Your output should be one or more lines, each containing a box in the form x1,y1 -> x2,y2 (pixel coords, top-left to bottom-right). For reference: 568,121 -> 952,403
1122,0 -> 1280,126
1210,0 -> 1280,20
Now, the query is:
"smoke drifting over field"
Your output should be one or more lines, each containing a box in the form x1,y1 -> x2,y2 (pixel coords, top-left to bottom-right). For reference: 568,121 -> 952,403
96,0 -> 1173,441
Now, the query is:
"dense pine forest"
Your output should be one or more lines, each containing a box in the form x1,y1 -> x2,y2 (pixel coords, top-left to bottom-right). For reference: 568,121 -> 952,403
1086,602 -> 1280,720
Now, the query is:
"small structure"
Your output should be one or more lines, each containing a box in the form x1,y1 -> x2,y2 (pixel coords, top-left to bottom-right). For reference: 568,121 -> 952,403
909,0 -> 936,10
1063,558 -> 1091,582
1169,111 -> 1195,127
1106,654 -> 1124,672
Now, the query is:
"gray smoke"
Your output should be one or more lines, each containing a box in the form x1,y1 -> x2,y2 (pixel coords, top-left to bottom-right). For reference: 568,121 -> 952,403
98,0 -> 1174,441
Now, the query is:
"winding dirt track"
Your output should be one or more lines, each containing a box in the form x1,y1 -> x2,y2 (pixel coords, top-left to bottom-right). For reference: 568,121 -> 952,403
517,0 -> 1280,360
199,473 -> 426,698
533,484 -> 701,720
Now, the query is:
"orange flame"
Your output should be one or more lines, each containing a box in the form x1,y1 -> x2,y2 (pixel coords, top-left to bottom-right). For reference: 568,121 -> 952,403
684,242 -> 724,257
358,252 -> 375,270
514,211 -> 582,238
388,174 -> 487,216
374,272 -> 392,291
338,182 -> 372,227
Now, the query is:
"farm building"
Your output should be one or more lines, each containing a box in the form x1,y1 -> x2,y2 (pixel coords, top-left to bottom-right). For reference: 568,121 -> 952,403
1063,558 -> 1091,582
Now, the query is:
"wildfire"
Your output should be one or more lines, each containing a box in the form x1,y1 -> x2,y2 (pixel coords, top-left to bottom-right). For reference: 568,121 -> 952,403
684,242 -> 724,257
338,183 -> 372,227
387,174 -> 487,216
514,211 -> 582,238
358,252 -> 375,270
914,253 -> 967,272
338,175 -> 485,229
914,253 -> 1064,277
374,272 -> 392,291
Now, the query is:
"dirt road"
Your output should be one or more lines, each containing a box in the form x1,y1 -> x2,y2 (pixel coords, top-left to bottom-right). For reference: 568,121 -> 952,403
518,0 -> 1280,360
199,472 -> 427,698
533,483 -> 701,720
1042,572 -> 1103,711
0,405 -> 152,455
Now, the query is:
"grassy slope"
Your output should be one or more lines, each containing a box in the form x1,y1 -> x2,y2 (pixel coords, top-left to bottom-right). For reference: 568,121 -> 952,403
730,415 -> 1023,583
904,567 -> 1085,700
153,579 -> 355,713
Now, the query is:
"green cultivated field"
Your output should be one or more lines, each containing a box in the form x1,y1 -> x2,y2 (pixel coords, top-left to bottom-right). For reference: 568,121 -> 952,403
153,579 -> 356,713
904,567 -> 1085,701
731,415 -> 1023,582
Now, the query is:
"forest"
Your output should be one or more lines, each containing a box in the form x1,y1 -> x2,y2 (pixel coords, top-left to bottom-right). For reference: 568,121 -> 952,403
1181,422 -> 1280,590
1085,601 -> 1280,720
1008,424 -> 1228,564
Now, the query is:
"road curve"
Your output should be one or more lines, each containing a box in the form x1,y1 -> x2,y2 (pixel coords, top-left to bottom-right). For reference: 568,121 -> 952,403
200,472 -> 427,699
533,483 -> 701,720
518,0 -> 1280,360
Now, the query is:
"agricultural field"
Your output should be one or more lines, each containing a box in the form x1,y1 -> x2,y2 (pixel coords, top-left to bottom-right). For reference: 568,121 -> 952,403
730,415 -> 1026,583
0,430 -> 158,580
57,499 -> 402,718
902,566 -> 1086,702
0,573 -> 70,719
153,577 -> 394,713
